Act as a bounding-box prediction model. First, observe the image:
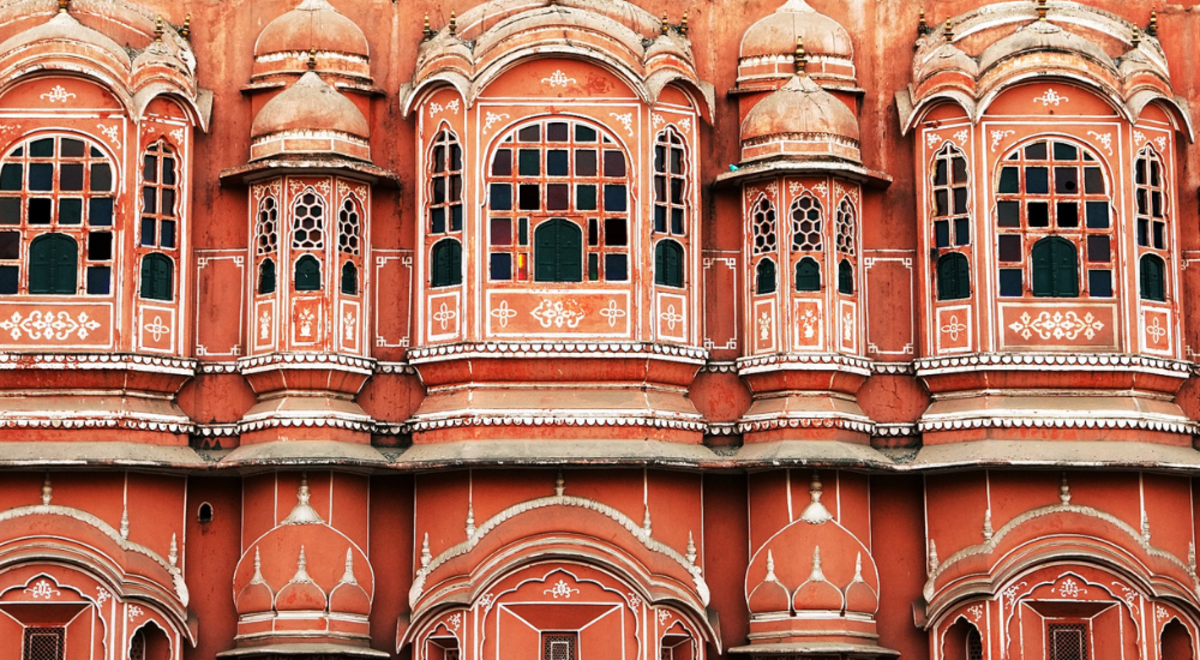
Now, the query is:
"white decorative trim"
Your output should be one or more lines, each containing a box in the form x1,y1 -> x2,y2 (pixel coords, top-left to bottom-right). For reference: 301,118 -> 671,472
610,112 -> 634,136
1087,131 -> 1113,155
914,352 -> 1190,377
736,352 -> 873,376
237,352 -> 376,376
40,85 -> 75,103
990,129 -> 1015,152
541,70 -> 576,87
408,341 -> 708,363
739,416 -> 874,435
409,414 -> 707,433
483,112 -> 509,134
919,416 -> 1194,435
543,580 -> 580,599
1033,89 -> 1069,106
0,352 -> 196,375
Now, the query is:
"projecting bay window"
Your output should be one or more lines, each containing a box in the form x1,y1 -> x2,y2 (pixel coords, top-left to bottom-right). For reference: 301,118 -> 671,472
751,196 -> 777,295
0,135 -> 115,295
931,143 -> 971,301
653,127 -> 688,288
138,141 -> 179,301
1135,146 -> 1169,302
427,128 -> 463,288
994,139 -> 1112,299
291,191 -> 325,291
255,195 -> 280,295
486,119 -> 628,284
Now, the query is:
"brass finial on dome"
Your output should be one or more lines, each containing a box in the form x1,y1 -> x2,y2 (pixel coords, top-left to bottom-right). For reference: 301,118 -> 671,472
661,12 -> 669,35
917,9 -> 929,36
449,11 -> 457,36
681,10 -> 688,35
1147,10 -> 1158,37
943,19 -> 953,40
181,13 -> 191,40
1036,0 -> 1048,22
794,36 -> 807,75
307,47 -> 317,70
154,15 -> 164,42
1131,26 -> 1141,48
57,0 -> 69,14
422,13 -> 433,40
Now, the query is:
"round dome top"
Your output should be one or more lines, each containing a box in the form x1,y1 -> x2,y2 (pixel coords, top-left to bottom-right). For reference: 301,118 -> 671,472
254,0 -> 368,60
0,12 -> 131,68
251,71 -> 369,139
740,74 -> 860,162
274,547 -> 328,612
740,0 -> 853,61
747,550 -> 791,615
235,548 -> 275,615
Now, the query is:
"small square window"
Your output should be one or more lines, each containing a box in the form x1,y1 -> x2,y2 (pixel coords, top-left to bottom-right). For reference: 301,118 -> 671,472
605,253 -> 628,281
1088,269 -> 1113,297
430,207 -> 445,234
604,218 -> 627,246
576,185 -> 596,211
0,265 -> 16,293
518,125 -> 540,142
29,164 -> 53,191
28,198 -> 51,225
518,149 -> 540,176
492,149 -> 512,176
953,187 -> 968,214
0,231 -> 18,259
574,125 -> 597,142
603,150 -> 625,177
489,252 -> 512,280
0,164 -> 21,191
1053,142 -> 1077,160
86,266 -> 110,295
1054,167 -> 1078,194
1027,202 -> 1049,227
1085,201 -> 1109,229
60,138 -> 84,157
1024,142 -> 1047,159
934,190 -> 948,217
518,184 -> 540,210
1153,222 -> 1166,250
953,218 -> 970,246
1086,235 -> 1109,263
87,232 -> 112,261
1025,167 -> 1049,194
997,201 -> 1020,227
998,167 -> 1019,193
161,220 -> 176,248
1056,202 -> 1078,228
546,184 -> 569,211
489,184 -> 512,211
547,150 -> 569,176
575,150 -> 598,176
61,163 -> 84,191
90,163 -> 112,191
934,220 -> 950,248
999,269 -> 1023,296
491,218 -> 512,246
1083,167 -> 1103,193
998,235 -> 1022,262
546,122 -> 569,142
30,138 -> 54,158
58,199 -> 82,225
603,185 -> 626,212
88,198 -> 113,226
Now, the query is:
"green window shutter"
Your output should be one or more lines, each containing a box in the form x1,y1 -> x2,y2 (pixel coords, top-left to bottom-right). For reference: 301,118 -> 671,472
140,253 -> 173,301
837,259 -> 853,295
655,240 -> 684,288
755,258 -> 776,294
259,258 -> 277,294
294,255 -> 322,291
29,233 -> 77,294
1052,238 -> 1078,297
795,257 -> 820,292
1031,239 -> 1053,296
341,261 -> 358,295
534,219 -> 582,282
1141,255 -> 1165,302
431,239 -> 462,288
937,253 -> 970,300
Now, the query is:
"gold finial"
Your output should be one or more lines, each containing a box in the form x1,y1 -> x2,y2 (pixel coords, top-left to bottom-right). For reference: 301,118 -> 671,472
943,19 -> 953,40
1147,9 -> 1158,37
1131,25 -> 1141,48
422,13 -> 433,40
794,36 -> 807,74
57,0 -> 68,13
1036,0 -> 1048,22
154,15 -> 163,42
681,10 -> 688,35
449,11 -> 457,36
918,9 -> 929,36
661,12 -> 669,35
181,13 -> 191,40
307,47 -> 317,70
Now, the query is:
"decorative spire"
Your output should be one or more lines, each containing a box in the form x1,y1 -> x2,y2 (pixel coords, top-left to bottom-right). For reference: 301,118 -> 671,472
809,546 -> 826,582
282,475 -> 325,525
765,550 -> 777,582
917,9 -> 929,36
680,10 -> 688,35
983,509 -> 994,542
799,471 -> 833,524
661,12 -> 669,35
643,504 -> 652,534
422,13 -> 433,40
794,36 -> 807,75
1131,26 -> 1141,48
420,533 -> 432,568
340,548 -> 358,584
928,539 -> 939,573
41,474 -> 51,506
449,11 -> 457,36
307,48 -> 317,71
852,552 -> 865,582
686,531 -> 697,564
291,546 -> 314,583
120,505 -> 129,540
1147,10 -> 1158,37
250,547 -> 267,584
181,13 -> 191,40
57,0 -> 69,14
1036,0 -> 1048,22
169,534 -> 178,568
555,469 -> 565,497
1060,473 -> 1072,505
154,16 -> 164,43
465,501 -> 476,537
943,18 -> 953,40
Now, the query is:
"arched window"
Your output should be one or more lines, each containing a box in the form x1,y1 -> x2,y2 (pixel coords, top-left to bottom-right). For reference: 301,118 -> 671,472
341,261 -> 358,295
1140,254 -> 1165,302
487,119 -> 627,282
756,257 -> 776,294
139,253 -> 174,301
292,192 -> 325,250
936,252 -> 970,300
28,233 -> 76,294
654,240 -> 684,288
294,254 -> 321,291
1031,236 -> 1078,297
791,195 -> 821,252
835,199 -> 856,258
140,141 -> 178,250
534,218 -> 583,282
795,256 -> 820,291
837,258 -> 853,295
258,258 -> 276,295
338,197 -> 361,256
0,135 -> 115,295
752,197 -> 777,256
428,128 -> 463,234
653,127 -> 688,236
931,143 -> 970,248
430,238 -> 462,288
996,139 -> 1110,298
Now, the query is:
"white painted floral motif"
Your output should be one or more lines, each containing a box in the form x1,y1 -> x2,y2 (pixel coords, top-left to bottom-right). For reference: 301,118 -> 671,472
170,128 -> 185,145
811,181 -> 829,197
1008,311 -> 1104,341
484,112 -> 510,134
433,302 -> 457,331
1134,131 -> 1147,146
657,609 -> 671,624
542,70 -> 577,87
0,310 -> 102,341
1155,136 -> 1168,153
448,612 -> 462,631
25,579 -> 60,599
842,311 -> 853,343
925,132 -> 943,149
1111,583 -> 1138,612
610,112 -> 634,136
259,311 -> 271,340
342,312 -> 356,339
1055,578 -> 1083,598
990,129 -> 1015,153
446,99 -> 460,114
757,311 -> 771,341
801,307 -> 817,339
95,587 -> 110,605
143,316 -> 170,342
599,300 -> 626,328
428,103 -> 443,118
543,579 -> 580,599
765,181 -> 779,196
1087,131 -> 1113,155
297,308 -> 315,338
97,123 -> 120,146
478,593 -> 495,610
953,129 -> 968,145
659,304 -> 684,332
127,604 -> 143,621
627,592 -> 642,607
1033,89 -> 1069,106
531,299 -> 585,329
1156,605 -> 1168,620
679,117 -> 692,132
1146,316 -> 1167,345
968,604 -> 983,621
941,314 -> 967,342
788,180 -> 801,195
490,300 -> 517,328
41,85 -> 76,103
652,114 -> 665,128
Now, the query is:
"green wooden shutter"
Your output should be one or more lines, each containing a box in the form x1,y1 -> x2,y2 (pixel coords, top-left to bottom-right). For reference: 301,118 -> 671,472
1031,238 -> 1053,296
1141,255 -> 1165,302
837,259 -> 853,295
1052,238 -> 1078,297
534,219 -> 582,282
431,239 -> 461,288
259,258 -> 277,294
294,255 -> 322,291
755,258 -> 776,294
140,253 -> 173,301
29,233 -> 77,294
655,241 -> 683,288
795,257 -> 820,292
341,261 -> 358,295
937,253 -> 970,300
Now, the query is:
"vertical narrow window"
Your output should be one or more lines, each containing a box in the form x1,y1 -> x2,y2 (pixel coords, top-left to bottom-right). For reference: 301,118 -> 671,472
140,142 -> 179,250
1047,623 -> 1087,660
790,194 -> 822,293
23,627 -> 65,660
936,252 -> 970,300
428,128 -> 463,234
1135,146 -> 1169,301
751,196 -> 777,295
0,135 -> 115,295
835,198 -> 856,295
341,261 -> 358,295
995,139 -> 1109,299
292,190 -> 324,291
255,195 -> 279,294
654,239 -> 684,288
837,258 -> 853,295
756,258 -> 777,294
258,258 -> 276,295
338,194 -> 362,297
931,143 -> 970,247
795,256 -> 820,291
966,627 -> 983,660
653,126 -> 689,290
139,253 -> 174,301
431,238 -> 462,288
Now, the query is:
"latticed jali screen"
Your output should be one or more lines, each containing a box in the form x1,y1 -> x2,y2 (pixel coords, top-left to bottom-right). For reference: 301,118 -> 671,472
22,627 -> 65,660
1048,623 -> 1088,660
543,633 -> 577,660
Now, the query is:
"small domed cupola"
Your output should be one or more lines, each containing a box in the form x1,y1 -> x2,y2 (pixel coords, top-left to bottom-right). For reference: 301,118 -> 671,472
249,70 -> 370,163
740,73 -> 861,165
747,550 -> 792,616
253,0 -> 371,84
737,0 -> 856,90
274,547 -> 328,612
328,549 -> 371,616
235,548 -> 275,616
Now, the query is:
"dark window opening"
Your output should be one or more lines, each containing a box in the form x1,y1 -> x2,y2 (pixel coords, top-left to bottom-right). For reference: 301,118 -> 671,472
755,258 -> 776,295
654,240 -> 684,288
294,254 -> 322,291
1031,236 -> 1079,297
936,252 -> 970,300
838,258 -> 854,295
28,233 -> 76,294
139,253 -> 173,301
431,239 -> 462,288
795,256 -> 820,292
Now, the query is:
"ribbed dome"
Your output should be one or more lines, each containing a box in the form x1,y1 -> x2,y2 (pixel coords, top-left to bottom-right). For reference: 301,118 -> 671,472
251,71 -> 369,140
254,0 -> 368,59
0,12 -> 131,68
740,74 -> 861,163
740,0 -> 852,61
978,20 -> 1113,75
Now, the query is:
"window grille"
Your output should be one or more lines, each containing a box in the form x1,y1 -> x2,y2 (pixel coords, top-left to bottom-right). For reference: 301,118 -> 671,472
752,197 -> 776,255
653,127 -> 688,236
292,192 -> 325,250
139,141 -> 179,250
256,196 -> 279,256
1134,146 -> 1169,302
791,195 -> 822,252
835,199 -> 855,257
428,129 -> 463,235
931,143 -> 970,248
542,633 -> 577,660
1048,623 -> 1087,660
23,627 -> 64,660
129,629 -> 146,660
966,626 -> 983,660
338,198 -> 361,255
